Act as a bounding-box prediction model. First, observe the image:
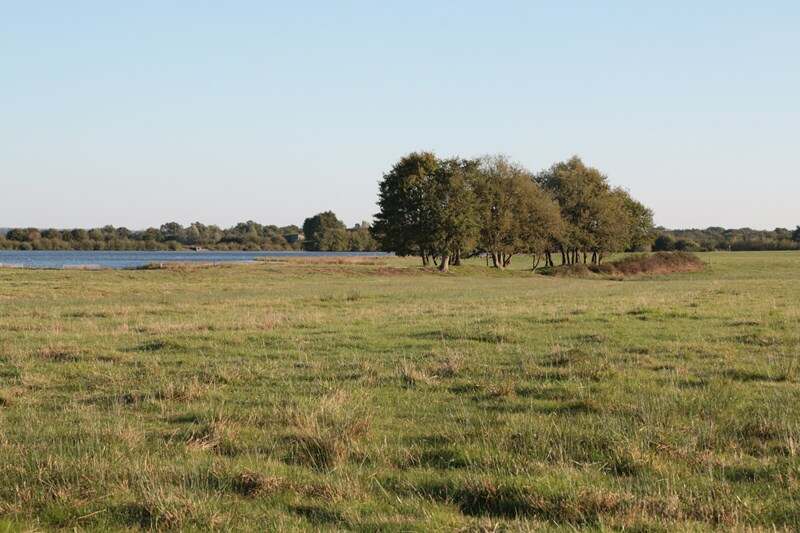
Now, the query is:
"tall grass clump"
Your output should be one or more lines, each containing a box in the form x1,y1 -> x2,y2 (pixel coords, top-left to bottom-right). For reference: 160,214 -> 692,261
287,391 -> 371,469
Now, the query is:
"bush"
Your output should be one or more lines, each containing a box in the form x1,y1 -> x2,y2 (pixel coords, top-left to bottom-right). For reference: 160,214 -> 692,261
674,239 -> 700,252
653,234 -> 676,251
542,252 -> 704,278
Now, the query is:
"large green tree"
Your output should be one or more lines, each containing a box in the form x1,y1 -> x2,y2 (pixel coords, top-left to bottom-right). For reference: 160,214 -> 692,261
473,156 -> 562,268
302,211 -> 349,251
535,157 -> 610,263
371,152 -> 439,265
536,156 -> 650,264
614,189 -> 655,252
348,222 -> 378,251
425,158 -> 480,272
514,179 -> 564,269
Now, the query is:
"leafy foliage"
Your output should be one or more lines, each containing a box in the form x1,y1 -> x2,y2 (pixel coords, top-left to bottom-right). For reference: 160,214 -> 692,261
371,152 -> 440,260
474,156 -> 562,268
374,152 -> 654,268
654,227 -> 800,252
302,212 -> 349,252
0,217 -> 378,252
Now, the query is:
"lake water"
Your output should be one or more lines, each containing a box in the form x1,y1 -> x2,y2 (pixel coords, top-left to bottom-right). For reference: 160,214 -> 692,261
0,250 -> 389,269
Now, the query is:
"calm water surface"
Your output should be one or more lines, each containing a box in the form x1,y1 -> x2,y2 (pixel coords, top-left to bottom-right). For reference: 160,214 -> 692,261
0,250 -> 388,269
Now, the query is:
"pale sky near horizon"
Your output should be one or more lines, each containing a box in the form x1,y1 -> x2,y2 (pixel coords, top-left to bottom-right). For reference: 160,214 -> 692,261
2,2 -> 798,230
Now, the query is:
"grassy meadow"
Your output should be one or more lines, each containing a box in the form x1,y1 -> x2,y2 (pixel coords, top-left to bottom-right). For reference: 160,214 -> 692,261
0,252 -> 799,531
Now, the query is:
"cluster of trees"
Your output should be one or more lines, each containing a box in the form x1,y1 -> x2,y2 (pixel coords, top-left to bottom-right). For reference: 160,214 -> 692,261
301,212 -> 377,252
0,217 -> 378,252
653,227 -> 800,252
371,153 -> 654,272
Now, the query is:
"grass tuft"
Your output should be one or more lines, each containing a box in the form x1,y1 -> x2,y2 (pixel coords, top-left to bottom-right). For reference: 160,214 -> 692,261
183,416 -> 240,455
287,391 -> 371,469
399,362 -> 436,388
36,345 -> 80,362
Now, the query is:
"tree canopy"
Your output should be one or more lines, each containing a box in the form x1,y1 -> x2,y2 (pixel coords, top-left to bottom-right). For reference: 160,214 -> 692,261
473,156 -> 562,268
373,152 -> 649,270
302,211 -> 349,252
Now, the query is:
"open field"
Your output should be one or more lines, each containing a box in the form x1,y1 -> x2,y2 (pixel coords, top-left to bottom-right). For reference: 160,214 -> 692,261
0,252 -> 799,531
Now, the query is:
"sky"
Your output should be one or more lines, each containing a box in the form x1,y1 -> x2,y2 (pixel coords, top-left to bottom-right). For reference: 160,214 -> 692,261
2,1 -> 798,230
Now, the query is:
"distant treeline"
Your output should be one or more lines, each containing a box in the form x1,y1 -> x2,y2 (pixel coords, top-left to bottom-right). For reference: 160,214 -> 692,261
653,227 -> 800,252
0,216 -> 379,252
3,161 -> 798,259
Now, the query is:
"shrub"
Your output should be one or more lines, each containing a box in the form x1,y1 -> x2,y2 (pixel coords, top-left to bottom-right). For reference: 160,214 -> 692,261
542,252 -> 704,278
653,234 -> 676,251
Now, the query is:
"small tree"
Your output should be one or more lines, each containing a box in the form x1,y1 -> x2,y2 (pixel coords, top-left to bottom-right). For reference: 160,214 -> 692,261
614,188 -> 655,251
159,222 -> 184,243
535,156 -> 613,264
372,152 -> 440,264
303,211 -> 348,251
473,156 -> 523,268
793,226 -> 800,243
653,234 -> 676,251
426,158 -> 480,272
474,155 -> 561,268
348,222 -> 378,251
675,238 -> 700,252
515,180 -> 563,269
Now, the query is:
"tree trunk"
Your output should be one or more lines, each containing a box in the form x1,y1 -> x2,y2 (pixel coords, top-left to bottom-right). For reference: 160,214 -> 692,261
560,246 -> 567,265
532,254 -> 541,270
491,251 -> 503,269
452,249 -> 461,266
439,254 -> 450,273
432,256 -> 438,266
421,253 -> 429,267
503,253 -> 512,267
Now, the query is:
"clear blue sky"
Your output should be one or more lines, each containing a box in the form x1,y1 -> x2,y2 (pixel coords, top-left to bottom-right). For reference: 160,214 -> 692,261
2,2 -> 798,230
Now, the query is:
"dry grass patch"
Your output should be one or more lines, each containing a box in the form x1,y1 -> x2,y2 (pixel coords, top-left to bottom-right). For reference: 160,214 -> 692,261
430,353 -> 464,379
485,380 -> 517,400
120,485 -> 227,530
544,252 -> 705,278
155,378 -> 210,402
36,345 -> 80,362
287,391 -> 371,469
399,362 -> 436,388
229,470 -> 284,497
404,476 -> 632,523
263,256 -> 389,266
135,262 -> 232,272
183,416 -> 240,455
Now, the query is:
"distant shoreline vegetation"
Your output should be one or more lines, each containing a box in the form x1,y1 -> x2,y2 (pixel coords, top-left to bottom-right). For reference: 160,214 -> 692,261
2,153 -> 798,257
0,216 -> 379,252
652,227 -> 800,252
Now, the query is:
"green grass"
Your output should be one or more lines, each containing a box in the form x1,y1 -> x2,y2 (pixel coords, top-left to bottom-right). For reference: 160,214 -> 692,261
0,252 -> 799,531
